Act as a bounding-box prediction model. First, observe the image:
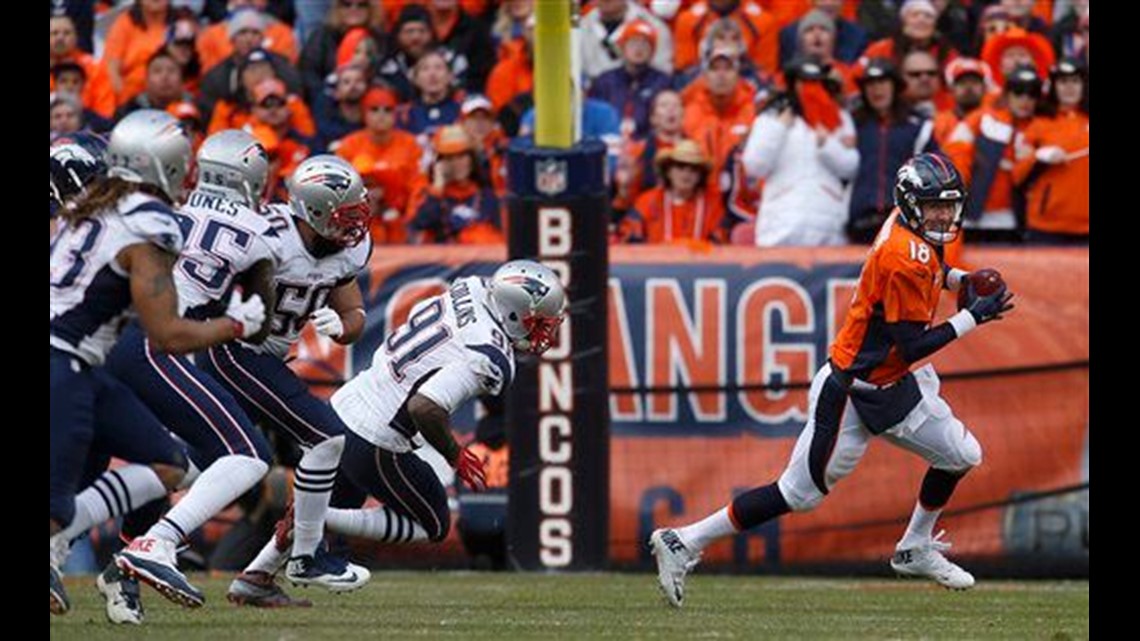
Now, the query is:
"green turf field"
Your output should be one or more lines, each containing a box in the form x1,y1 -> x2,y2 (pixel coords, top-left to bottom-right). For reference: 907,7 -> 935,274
50,573 -> 1089,640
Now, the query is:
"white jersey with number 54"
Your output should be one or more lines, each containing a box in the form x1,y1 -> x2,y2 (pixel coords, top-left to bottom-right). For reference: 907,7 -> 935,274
332,276 -> 515,453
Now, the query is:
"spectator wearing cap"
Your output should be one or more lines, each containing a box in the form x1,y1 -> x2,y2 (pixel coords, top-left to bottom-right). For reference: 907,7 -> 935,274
779,0 -> 866,67
681,46 -> 756,194
981,26 -> 1055,89
200,46 -> 303,124
933,57 -> 992,148
781,9 -> 856,98
114,47 -> 194,120
673,0 -> 778,75
624,139 -> 724,244
409,125 -> 504,245
425,0 -> 495,94
860,0 -> 958,73
399,49 -> 463,141
198,1 -> 298,73
300,0 -> 385,102
206,53 -> 314,135
49,14 -> 115,119
335,87 -> 423,243
459,95 -> 509,197
314,63 -> 369,151
49,92 -> 84,138
589,19 -> 674,140
945,63 -> 1043,242
581,0 -> 673,85
1011,58 -> 1089,245
104,0 -> 174,105
848,57 -> 939,243
242,77 -> 315,200
672,17 -> 767,92
615,90 -> 686,216
742,54 -> 858,247
50,0 -> 96,54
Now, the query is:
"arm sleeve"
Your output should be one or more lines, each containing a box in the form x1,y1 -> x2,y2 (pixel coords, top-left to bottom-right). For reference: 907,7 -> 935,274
885,314 -> 974,364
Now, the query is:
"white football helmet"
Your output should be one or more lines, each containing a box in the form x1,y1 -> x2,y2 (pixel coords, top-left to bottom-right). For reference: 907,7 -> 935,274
105,109 -> 192,202
287,155 -> 370,247
487,260 -> 567,355
195,129 -> 269,210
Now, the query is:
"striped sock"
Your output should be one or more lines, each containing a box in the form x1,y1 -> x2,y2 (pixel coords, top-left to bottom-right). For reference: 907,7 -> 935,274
59,465 -> 167,542
325,507 -> 428,544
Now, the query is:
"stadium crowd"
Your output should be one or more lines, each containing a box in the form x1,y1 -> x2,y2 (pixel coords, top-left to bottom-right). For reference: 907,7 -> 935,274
50,0 -> 1089,249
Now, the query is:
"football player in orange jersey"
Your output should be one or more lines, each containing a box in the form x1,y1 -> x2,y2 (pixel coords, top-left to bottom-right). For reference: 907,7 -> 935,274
650,153 -> 1014,607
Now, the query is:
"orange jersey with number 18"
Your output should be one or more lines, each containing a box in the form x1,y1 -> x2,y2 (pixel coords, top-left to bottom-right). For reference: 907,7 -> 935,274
830,210 -> 945,386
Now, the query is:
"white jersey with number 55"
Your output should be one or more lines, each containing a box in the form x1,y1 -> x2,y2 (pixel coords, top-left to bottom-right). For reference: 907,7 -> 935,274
332,276 -> 514,453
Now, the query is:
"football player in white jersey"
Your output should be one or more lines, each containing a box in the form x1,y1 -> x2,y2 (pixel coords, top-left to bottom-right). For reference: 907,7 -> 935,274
194,156 -> 375,605
102,129 -> 280,611
236,261 -> 566,596
50,111 -> 266,616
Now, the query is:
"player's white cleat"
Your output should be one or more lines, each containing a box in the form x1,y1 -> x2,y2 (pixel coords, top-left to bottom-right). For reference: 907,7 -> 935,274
285,547 -> 371,593
650,528 -> 701,608
891,530 -> 975,590
116,537 -> 205,608
96,563 -> 144,624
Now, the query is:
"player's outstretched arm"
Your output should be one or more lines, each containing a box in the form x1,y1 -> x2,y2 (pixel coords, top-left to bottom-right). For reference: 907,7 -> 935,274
234,257 -> 276,345
120,243 -> 266,353
323,280 -> 367,345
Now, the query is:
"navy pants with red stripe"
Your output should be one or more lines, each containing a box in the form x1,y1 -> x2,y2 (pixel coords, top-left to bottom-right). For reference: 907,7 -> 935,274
197,342 -> 345,449
331,431 -> 451,542
105,323 -> 271,466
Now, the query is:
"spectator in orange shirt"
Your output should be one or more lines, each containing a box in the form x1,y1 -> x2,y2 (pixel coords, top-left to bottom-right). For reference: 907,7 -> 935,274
944,63 -> 1042,242
49,14 -> 115,119
486,21 -> 535,134
198,1 -> 299,73
114,48 -> 193,120
104,0 -> 173,105
626,139 -> 725,244
673,0 -> 779,75
860,0 -> 957,71
933,58 -> 992,148
300,0 -> 385,101
409,126 -> 504,245
1012,58 -> 1089,245
335,87 -> 424,243
459,95 -> 510,197
672,17 -> 767,91
681,46 -> 756,190
243,78 -> 315,201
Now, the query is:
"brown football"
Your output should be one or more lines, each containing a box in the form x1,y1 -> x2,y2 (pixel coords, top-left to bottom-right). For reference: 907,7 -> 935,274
958,268 -> 1005,309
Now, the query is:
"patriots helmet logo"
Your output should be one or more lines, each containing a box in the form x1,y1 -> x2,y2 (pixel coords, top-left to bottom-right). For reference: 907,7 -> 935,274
500,275 -> 550,304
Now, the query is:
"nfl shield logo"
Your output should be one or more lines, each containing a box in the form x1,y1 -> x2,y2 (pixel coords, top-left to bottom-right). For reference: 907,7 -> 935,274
536,159 -> 568,196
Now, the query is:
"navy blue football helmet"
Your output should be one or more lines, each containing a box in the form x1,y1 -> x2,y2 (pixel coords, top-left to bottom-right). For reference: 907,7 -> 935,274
894,153 -> 967,245
50,132 -> 109,213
